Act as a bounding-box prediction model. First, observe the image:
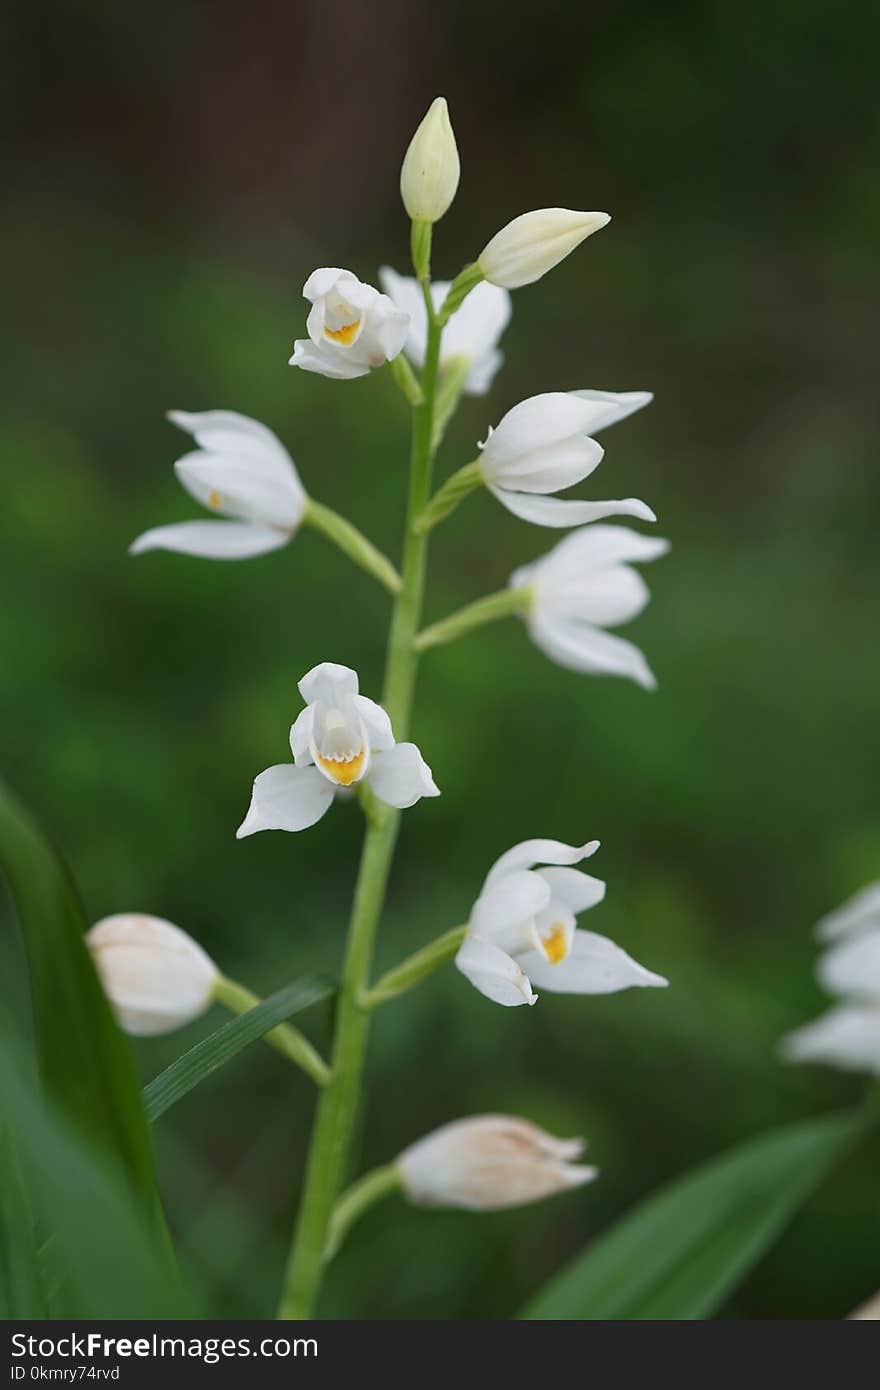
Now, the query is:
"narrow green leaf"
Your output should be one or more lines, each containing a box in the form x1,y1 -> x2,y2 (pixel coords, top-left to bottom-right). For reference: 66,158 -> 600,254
0,1118 -> 48,1318
0,1033 -> 196,1318
521,1110 -> 864,1320
0,779 -> 159,1205
144,976 -> 333,1122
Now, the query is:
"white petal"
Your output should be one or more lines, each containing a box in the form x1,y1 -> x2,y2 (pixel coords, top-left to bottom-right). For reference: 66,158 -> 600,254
521,929 -> 668,994
529,611 -> 658,689
289,338 -> 370,380
816,929 -> 880,999
463,347 -> 504,397
379,266 -> 428,366
815,882 -> 880,942
484,838 -> 600,890
298,662 -> 360,704
538,866 -> 606,914
484,393 -> 599,469
485,435 -> 604,492
367,297 -> 411,363
302,267 -> 353,301
493,488 -> 656,527
546,563 -> 652,626
352,694 -> 395,751
455,936 -> 537,1007
471,870 -> 552,935
289,705 -> 315,765
568,389 -> 653,434
129,521 -> 288,560
368,742 -> 439,808
442,281 -> 512,367
236,764 -> 335,837
167,409 -> 291,462
174,450 -> 304,530
780,1005 -> 880,1074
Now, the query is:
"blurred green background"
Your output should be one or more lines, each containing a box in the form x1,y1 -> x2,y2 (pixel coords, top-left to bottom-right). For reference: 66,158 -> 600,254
3,0 -> 879,1319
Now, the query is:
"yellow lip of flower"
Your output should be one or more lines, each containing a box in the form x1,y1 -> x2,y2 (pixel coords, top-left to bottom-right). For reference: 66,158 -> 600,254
208,489 -> 223,509
315,747 -> 367,786
540,922 -> 569,965
323,318 -> 361,345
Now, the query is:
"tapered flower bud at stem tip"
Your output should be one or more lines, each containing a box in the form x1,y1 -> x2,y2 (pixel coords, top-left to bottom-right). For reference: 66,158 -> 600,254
397,1115 -> 598,1211
400,97 -> 460,225
479,209 -> 611,289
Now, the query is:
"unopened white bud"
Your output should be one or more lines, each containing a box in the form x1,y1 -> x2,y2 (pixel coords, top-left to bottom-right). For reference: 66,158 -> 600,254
478,208 -> 610,289
397,1114 -> 597,1210
86,914 -> 218,1036
400,97 -> 460,224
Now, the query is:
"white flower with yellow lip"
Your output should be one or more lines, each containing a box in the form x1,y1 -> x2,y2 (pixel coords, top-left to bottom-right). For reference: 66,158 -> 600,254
397,1114 -> 597,1211
130,410 -> 307,560
455,839 -> 668,1007
289,269 -> 410,380
237,662 -> 439,837
87,914 -> 218,1036
480,389 -> 655,526
512,524 -> 670,690
379,266 -> 511,396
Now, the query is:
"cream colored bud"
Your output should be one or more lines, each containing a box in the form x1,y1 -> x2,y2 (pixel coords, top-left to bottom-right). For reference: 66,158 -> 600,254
478,208 -> 610,289
400,97 -> 460,224
86,913 -> 218,1036
397,1114 -> 597,1210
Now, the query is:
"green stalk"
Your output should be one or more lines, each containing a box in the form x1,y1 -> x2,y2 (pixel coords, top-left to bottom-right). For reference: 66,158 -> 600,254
276,283 -> 443,1321
325,1163 -> 401,1259
213,976 -> 330,1087
415,585 -> 532,652
304,499 -> 401,595
361,925 -> 468,1009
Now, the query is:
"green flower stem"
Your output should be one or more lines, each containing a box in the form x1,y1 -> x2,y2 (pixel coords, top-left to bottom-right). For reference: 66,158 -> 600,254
277,283 -> 444,1321
437,262 -> 484,323
414,459 -> 483,535
361,925 -> 468,1009
415,585 -> 532,652
326,1163 -> 401,1260
213,976 -> 330,1088
304,499 -> 401,595
410,220 -> 433,280
388,353 -> 424,407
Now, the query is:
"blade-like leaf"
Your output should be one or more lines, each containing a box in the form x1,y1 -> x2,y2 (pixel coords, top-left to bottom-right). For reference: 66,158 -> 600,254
0,1042 -> 196,1319
144,975 -> 333,1122
521,1110 -> 864,1320
0,779 -> 159,1204
0,1118 -> 48,1318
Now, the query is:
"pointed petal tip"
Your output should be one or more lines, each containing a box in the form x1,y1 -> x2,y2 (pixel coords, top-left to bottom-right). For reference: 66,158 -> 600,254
642,969 -> 669,988
581,839 -> 600,858
567,1163 -> 600,1188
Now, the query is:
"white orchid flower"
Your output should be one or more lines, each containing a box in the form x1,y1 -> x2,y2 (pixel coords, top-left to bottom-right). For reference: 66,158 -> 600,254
479,389 -> 655,526
782,886 -> 880,1075
815,881 -> 880,942
478,209 -> 610,289
130,410 -> 307,560
379,266 -> 511,397
397,1114 -> 597,1210
289,269 -> 409,380
237,662 -> 439,837
511,524 -> 669,690
455,838 -> 667,1007
87,914 -> 218,1036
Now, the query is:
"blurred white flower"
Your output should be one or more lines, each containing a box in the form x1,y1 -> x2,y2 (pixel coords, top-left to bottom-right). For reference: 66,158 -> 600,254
511,525 -> 669,689
87,914 -> 218,1036
397,1114 -> 597,1210
782,886 -> 880,1074
379,266 -> 511,396
130,411 -> 306,560
289,269 -> 409,380
237,662 -> 439,837
400,97 -> 460,224
455,839 -> 667,1007
479,389 -> 655,526
815,881 -> 880,942
478,208 -> 610,289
